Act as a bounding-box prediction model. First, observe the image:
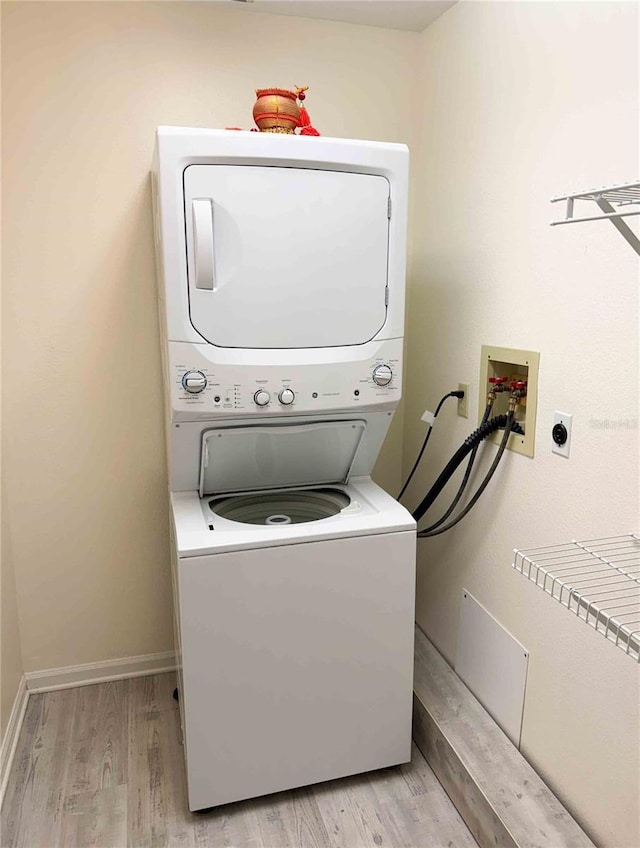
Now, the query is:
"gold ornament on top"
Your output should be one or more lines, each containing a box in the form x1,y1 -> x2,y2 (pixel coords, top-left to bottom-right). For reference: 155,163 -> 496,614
252,88 -> 300,133
250,86 -> 321,136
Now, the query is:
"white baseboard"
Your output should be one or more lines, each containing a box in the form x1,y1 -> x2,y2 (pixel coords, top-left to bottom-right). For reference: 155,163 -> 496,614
0,675 -> 29,809
25,650 -> 177,694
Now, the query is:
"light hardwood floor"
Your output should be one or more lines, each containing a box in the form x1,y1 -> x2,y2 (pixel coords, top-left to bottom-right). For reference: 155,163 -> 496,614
1,672 -> 478,848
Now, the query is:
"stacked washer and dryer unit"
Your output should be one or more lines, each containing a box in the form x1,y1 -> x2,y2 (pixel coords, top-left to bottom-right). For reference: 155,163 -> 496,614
152,127 -> 416,812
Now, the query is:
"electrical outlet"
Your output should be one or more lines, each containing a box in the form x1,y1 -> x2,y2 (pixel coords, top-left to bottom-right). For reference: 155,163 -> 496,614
552,411 -> 572,458
458,383 -> 469,418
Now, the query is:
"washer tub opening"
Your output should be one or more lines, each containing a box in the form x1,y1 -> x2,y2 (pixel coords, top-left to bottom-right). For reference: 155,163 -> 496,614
208,488 -> 351,525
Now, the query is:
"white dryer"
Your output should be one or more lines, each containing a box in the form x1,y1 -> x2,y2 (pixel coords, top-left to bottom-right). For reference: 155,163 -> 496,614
152,128 -> 416,812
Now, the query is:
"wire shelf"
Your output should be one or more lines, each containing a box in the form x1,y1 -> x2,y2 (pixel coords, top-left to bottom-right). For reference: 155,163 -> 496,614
513,534 -> 640,662
550,181 -> 640,255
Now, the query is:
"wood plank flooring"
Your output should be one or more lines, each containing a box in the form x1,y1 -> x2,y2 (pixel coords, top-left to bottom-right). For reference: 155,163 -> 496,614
1,673 -> 478,848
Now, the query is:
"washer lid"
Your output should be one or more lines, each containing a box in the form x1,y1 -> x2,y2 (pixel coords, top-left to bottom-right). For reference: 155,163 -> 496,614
198,420 -> 367,497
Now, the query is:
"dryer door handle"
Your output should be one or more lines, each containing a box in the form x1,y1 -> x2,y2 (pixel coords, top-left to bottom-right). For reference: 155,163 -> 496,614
192,199 -> 215,291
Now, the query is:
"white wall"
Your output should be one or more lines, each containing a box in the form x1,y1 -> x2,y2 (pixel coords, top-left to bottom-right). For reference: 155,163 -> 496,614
1,2 -> 417,673
407,3 -> 639,846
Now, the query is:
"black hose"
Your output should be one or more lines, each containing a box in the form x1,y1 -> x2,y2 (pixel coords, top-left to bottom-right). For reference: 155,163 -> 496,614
411,413 -> 523,524
418,410 -> 515,537
397,391 -> 461,501
422,402 -> 494,531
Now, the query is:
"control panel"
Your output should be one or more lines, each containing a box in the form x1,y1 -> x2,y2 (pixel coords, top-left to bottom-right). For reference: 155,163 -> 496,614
168,340 -> 403,420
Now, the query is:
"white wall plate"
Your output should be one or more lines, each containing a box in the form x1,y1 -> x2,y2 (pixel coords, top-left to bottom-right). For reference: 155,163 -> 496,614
455,589 -> 529,748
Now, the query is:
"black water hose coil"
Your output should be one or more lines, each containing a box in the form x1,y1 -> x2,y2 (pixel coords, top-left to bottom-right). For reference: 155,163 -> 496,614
411,414 -> 523,524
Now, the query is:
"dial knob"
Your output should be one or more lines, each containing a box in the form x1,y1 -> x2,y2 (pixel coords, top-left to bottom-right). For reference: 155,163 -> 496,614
278,388 -> 295,406
182,370 -> 207,394
254,389 -> 271,407
372,364 -> 393,387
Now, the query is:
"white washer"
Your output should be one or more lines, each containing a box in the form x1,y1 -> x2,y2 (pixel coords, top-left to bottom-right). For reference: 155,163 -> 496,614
172,460 -> 415,812
152,128 -> 416,812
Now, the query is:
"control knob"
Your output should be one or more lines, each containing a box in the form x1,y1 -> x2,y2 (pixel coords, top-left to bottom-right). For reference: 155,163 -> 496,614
372,364 -> 393,387
182,370 -> 207,394
278,388 -> 295,405
254,390 -> 271,407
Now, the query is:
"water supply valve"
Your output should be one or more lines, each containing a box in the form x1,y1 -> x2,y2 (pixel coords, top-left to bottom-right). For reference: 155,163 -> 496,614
508,380 -> 528,416
487,376 -> 509,403
509,380 -> 528,398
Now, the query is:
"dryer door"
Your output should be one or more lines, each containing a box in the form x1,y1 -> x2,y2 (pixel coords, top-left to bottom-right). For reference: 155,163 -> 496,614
183,165 -> 390,349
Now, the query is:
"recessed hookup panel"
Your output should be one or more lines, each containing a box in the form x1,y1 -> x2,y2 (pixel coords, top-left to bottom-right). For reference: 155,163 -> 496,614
478,346 -> 540,458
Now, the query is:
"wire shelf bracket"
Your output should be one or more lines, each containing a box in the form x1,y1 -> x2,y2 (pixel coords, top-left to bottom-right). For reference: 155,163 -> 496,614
550,181 -> 640,256
513,533 -> 640,662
